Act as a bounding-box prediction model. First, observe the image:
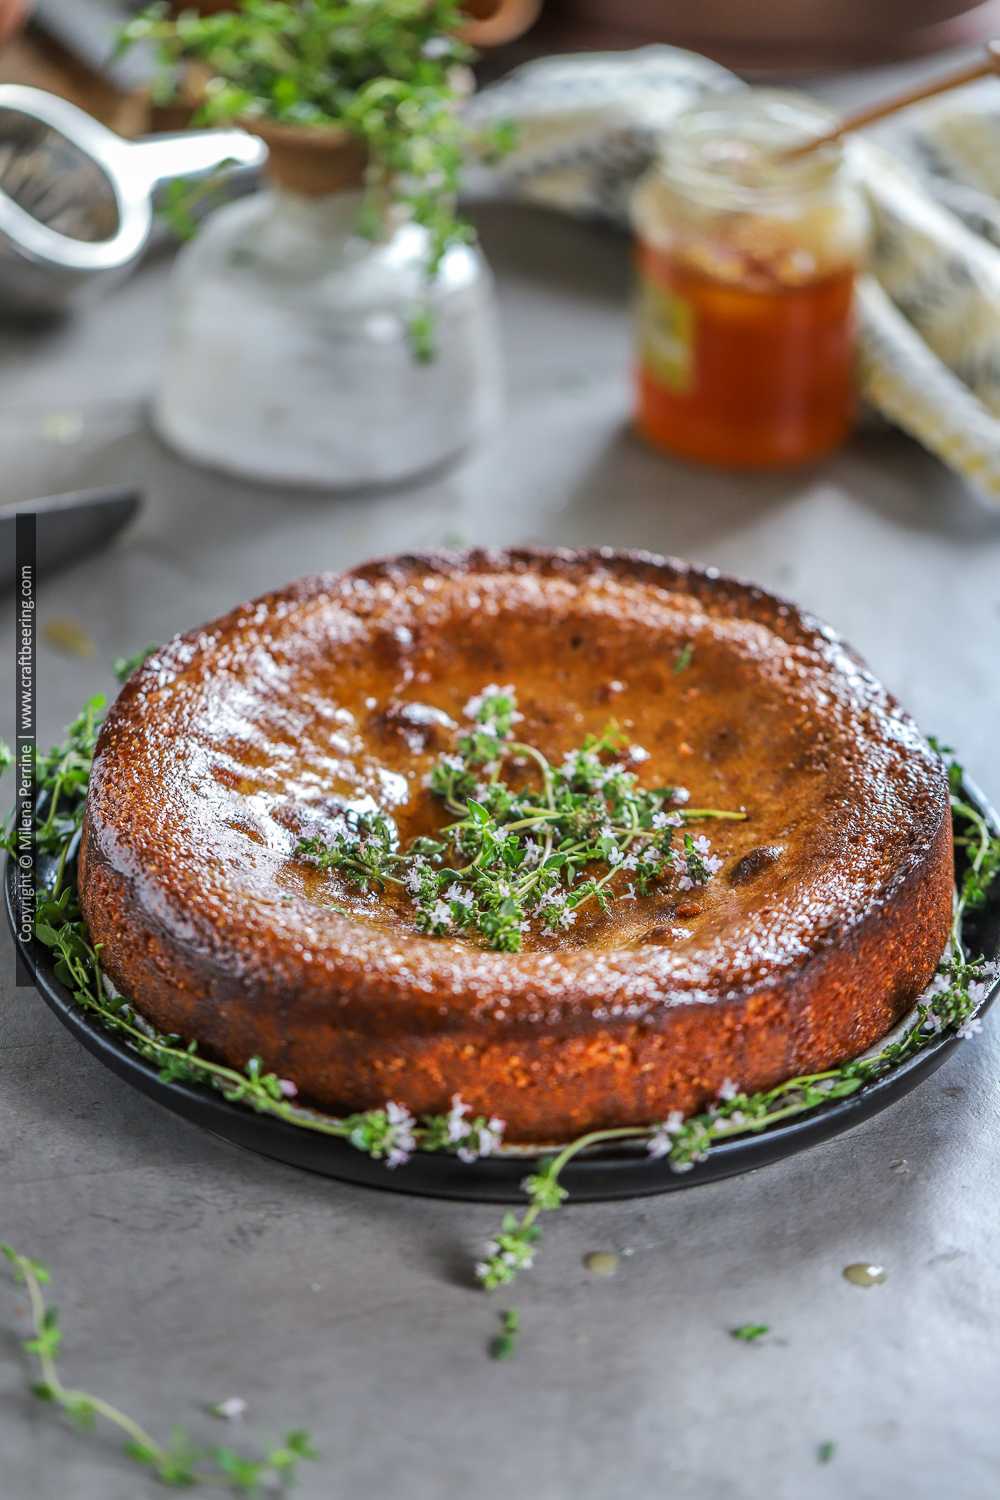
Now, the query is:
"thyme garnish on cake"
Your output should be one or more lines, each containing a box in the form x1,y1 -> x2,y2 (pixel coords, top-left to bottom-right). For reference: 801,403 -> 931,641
296,684 -> 746,951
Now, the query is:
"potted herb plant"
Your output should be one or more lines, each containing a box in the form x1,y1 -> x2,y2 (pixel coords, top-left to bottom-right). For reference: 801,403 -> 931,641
0,0 -> 27,44
121,1 -> 515,488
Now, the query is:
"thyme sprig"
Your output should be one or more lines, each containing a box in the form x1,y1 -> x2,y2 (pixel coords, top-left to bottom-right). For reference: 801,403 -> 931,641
489,1307 -> 520,1361
0,696 -> 505,1170
298,684 -> 745,952
730,1323 -> 770,1343
1,1245 -> 317,1492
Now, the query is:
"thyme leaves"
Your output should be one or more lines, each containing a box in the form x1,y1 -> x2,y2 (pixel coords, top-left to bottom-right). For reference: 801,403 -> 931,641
297,684 -> 743,952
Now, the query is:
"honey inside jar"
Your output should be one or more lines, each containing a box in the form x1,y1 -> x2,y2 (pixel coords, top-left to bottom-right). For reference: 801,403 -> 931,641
632,92 -> 870,470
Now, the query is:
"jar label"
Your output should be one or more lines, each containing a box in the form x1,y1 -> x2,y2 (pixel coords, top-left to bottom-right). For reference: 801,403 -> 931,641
637,272 -> 694,393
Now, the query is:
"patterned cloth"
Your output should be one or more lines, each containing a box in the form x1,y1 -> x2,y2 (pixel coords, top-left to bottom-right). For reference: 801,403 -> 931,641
470,47 -> 1000,501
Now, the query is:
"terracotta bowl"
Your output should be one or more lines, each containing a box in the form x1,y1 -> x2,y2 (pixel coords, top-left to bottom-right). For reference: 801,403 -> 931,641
242,117 -> 367,196
172,0 -> 539,43
0,0 -> 28,45
557,0 -> 999,69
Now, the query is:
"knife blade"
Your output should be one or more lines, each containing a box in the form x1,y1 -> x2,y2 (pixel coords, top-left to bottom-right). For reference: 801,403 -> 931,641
3,487 -> 141,587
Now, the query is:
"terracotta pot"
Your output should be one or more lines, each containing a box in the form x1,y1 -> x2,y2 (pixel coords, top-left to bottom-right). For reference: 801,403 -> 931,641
0,0 -> 28,45
462,0 -> 542,44
244,117 -> 367,196
556,0 -> 999,69
172,0 -> 537,42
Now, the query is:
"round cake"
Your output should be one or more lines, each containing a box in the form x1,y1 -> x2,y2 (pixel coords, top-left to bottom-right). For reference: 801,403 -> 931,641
79,549 -> 953,1142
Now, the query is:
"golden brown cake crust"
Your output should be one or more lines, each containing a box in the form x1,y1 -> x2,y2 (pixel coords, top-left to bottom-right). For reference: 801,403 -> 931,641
78,549 -> 954,1141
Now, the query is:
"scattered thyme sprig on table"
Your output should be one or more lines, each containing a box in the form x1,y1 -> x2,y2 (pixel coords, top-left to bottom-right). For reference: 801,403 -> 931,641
489,1308 -> 520,1361
1,1245 -> 317,1492
2,696 -> 998,1302
297,684 -> 745,952
730,1323 -> 770,1343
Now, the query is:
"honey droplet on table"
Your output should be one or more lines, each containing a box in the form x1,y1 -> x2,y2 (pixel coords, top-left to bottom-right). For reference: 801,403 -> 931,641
583,1251 -> 619,1277
842,1262 -> 887,1287
43,617 -> 95,658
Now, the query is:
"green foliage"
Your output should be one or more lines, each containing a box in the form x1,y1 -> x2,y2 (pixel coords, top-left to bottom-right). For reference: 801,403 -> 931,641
477,1213 -> 541,1292
474,1126 -> 641,1291
928,735 -> 963,794
489,1308 -> 520,1360
1,1243 -> 50,1284
113,644 -> 159,683
957,807 -> 1000,914
1,1245 -> 320,1490
407,302 -> 436,362
118,0 -> 514,340
298,684 -> 744,952
730,1323 -> 769,1343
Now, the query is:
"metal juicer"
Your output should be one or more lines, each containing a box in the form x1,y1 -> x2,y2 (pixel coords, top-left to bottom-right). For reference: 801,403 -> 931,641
0,84 -> 265,316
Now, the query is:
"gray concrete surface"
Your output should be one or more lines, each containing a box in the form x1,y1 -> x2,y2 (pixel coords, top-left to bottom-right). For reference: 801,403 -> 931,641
2,183 -> 1000,1498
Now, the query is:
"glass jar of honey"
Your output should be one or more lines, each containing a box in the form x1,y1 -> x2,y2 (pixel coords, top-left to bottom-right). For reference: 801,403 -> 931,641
632,91 -> 870,470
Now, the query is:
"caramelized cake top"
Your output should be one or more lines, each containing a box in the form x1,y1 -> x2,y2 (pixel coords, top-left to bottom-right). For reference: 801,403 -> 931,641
85,549 -> 949,1030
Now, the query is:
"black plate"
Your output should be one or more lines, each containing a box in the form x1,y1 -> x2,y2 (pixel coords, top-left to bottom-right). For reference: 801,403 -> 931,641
6,778 -> 999,1203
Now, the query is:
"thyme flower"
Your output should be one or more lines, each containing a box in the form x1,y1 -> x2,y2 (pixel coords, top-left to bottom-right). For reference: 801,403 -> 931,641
646,1110 -> 685,1158
210,1397 -> 248,1422
348,1100 -> 417,1167
442,1094 -> 505,1162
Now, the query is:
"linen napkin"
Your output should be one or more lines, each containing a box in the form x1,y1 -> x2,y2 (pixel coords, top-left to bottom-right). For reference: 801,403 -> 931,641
469,47 -> 1000,501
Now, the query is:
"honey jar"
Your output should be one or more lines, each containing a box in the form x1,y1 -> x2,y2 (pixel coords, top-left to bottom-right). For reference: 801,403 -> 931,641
632,91 -> 870,470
